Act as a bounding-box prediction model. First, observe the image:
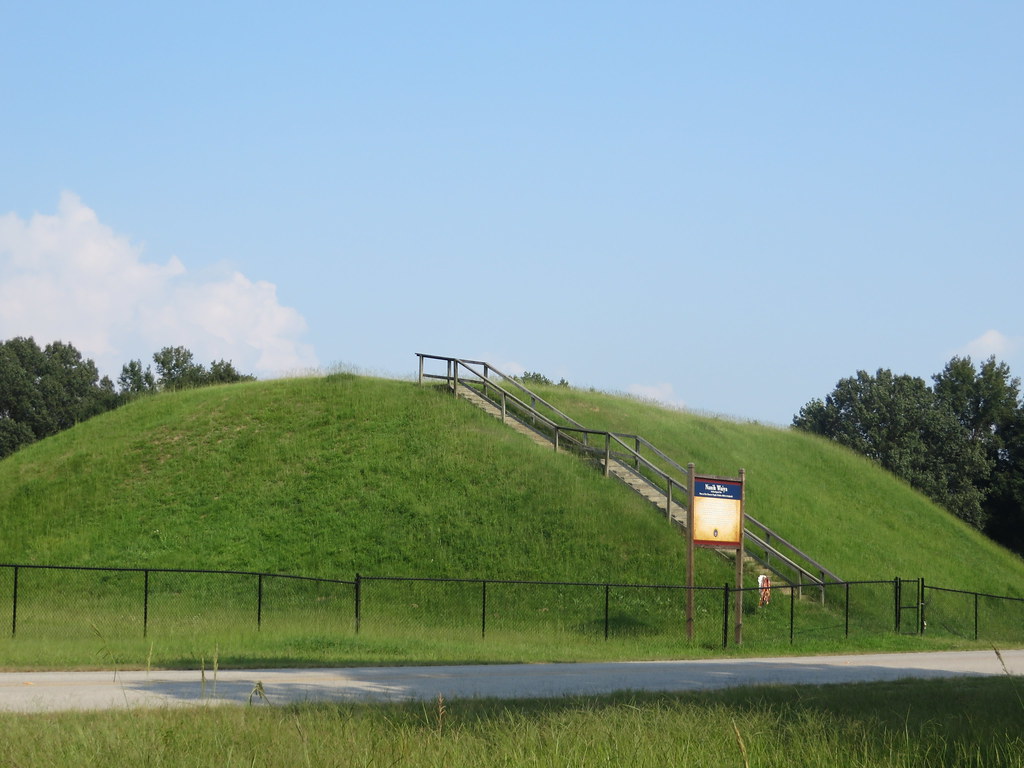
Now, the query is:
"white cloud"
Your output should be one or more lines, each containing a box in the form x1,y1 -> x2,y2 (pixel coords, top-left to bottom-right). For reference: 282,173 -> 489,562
961,330 -> 1017,360
0,192 -> 318,378
627,382 -> 686,409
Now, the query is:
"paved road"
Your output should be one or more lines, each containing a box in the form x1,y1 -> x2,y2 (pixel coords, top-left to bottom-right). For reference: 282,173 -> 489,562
1,650 -> 1021,712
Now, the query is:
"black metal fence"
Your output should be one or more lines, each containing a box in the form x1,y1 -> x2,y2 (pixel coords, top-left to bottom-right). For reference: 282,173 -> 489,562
3,564 -> 1023,649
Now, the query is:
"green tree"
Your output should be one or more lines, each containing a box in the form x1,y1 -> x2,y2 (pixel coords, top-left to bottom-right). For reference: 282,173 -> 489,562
151,347 -> 255,390
933,356 -> 1020,449
984,407 -> 1024,553
0,338 -> 254,460
0,337 -> 49,441
517,371 -> 553,386
933,355 -> 1024,551
153,346 -> 208,390
208,359 -> 256,385
793,368 -> 989,528
0,337 -> 118,458
40,340 -> 112,429
0,416 -> 33,458
516,371 -> 569,388
117,359 -> 157,397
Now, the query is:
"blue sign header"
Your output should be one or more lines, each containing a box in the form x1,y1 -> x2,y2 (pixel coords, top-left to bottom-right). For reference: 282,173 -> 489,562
694,479 -> 742,501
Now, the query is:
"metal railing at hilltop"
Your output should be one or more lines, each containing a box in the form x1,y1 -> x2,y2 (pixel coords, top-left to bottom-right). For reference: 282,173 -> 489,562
417,354 -> 843,597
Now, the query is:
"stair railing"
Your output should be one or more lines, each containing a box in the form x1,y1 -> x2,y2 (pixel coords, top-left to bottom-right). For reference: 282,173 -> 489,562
418,354 -> 588,444
417,354 -> 841,596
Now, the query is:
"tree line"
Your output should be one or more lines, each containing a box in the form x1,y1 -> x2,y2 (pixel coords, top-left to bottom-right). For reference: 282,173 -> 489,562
0,337 -> 253,459
793,356 -> 1024,556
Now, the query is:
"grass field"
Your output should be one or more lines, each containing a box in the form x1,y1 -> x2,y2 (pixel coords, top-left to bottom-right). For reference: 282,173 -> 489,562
2,560 -> 1020,670
2,373 -> 1024,668
2,676 -> 1022,767
3,372 -> 1024,762
0,376 -> 708,584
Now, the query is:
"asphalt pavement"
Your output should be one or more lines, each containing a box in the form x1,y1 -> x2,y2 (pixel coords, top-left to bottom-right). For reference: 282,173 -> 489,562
0,649 -> 1021,713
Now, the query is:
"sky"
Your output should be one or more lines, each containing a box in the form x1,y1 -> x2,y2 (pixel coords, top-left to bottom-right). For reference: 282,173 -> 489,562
2,2 -> 1022,425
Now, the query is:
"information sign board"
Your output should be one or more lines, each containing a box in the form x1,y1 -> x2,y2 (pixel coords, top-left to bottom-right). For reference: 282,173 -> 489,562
691,477 -> 743,547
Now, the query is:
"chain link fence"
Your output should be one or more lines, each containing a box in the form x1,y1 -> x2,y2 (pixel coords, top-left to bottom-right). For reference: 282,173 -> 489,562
2,564 -> 1023,649
923,584 -> 1024,644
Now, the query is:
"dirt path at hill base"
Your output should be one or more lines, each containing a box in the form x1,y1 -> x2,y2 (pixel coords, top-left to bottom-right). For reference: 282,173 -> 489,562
1,649 -> 1021,713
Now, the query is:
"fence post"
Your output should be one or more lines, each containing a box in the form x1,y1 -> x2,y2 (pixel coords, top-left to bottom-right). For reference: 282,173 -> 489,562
604,434 -> 611,477
844,581 -> 850,638
355,573 -> 362,634
604,584 -> 610,640
11,569 -> 18,638
894,577 -> 901,633
418,354 -> 424,385
974,592 -> 979,641
143,570 -> 150,638
257,574 -> 264,631
481,580 -> 487,639
918,578 -> 925,634
789,584 -> 795,644
722,583 -> 730,648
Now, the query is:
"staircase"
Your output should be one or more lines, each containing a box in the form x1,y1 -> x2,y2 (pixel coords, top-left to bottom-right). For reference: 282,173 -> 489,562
455,384 -> 553,450
602,461 -> 688,528
419,354 -> 842,598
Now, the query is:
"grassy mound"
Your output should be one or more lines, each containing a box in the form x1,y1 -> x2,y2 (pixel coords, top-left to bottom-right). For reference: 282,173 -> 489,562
2,374 -> 1023,596
0,375 -> 718,586
3,373 -> 1024,666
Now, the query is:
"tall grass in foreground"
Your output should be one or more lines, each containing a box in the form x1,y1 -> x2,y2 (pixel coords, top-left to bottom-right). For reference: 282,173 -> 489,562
1,677 -> 1022,767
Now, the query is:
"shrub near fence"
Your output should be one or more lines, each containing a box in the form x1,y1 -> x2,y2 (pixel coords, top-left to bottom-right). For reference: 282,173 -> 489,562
2,564 -> 1023,650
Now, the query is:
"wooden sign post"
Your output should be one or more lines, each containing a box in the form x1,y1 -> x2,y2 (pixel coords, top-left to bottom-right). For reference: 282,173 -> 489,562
687,464 -> 746,644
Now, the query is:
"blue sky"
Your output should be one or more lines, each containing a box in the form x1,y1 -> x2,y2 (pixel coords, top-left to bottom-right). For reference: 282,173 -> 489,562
2,2 -> 1021,425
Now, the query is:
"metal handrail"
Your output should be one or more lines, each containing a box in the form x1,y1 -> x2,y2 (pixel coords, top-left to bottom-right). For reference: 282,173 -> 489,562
418,354 -> 841,589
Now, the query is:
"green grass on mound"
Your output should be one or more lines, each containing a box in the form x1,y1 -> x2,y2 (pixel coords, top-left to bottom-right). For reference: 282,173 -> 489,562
0,375 -> 718,586
533,385 -> 1024,596
2,374 -> 1024,667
